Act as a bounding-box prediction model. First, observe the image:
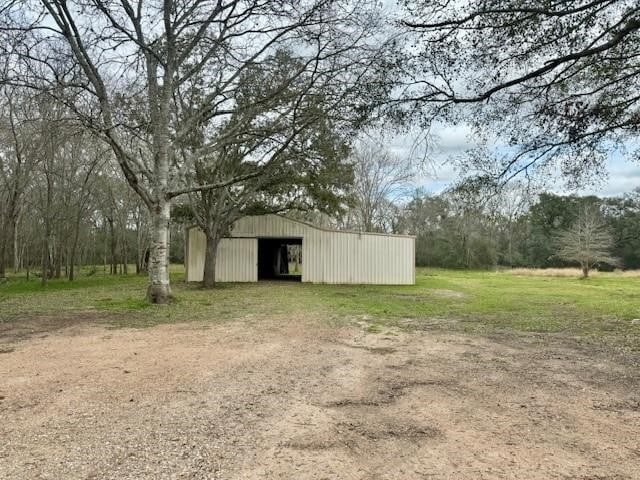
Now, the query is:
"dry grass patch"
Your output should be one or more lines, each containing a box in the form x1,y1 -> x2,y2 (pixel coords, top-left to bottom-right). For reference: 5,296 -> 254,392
501,267 -> 640,277
502,267 -> 602,277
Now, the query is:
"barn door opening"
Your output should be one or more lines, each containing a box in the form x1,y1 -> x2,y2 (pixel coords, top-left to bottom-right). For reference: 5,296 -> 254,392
257,238 -> 302,281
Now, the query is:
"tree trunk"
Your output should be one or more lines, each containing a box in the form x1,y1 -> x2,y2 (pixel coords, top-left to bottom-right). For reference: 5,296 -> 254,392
102,222 -> 107,273
136,215 -> 142,274
0,231 -> 7,280
122,231 -> 128,275
54,236 -> 62,278
68,208 -> 84,281
507,223 -> 513,267
14,235 -> 21,273
57,260 -> 62,279
70,256 -> 76,279
0,216 -> 15,279
582,266 -> 589,278
41,233 -> 49,287
107,217 -> 117,275
13,215 -> 21,273
68,228 -> 80,281
25,243 -> 30,281
42,169 -> 52,287
202,233 -> 221,288
146,200 -> 172,303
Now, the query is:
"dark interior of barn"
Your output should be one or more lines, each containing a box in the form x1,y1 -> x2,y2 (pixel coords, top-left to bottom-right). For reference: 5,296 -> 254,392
257,238 -> 302,281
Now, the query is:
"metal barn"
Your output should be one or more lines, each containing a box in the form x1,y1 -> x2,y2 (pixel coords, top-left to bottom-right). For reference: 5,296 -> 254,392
185,214 -> 415,284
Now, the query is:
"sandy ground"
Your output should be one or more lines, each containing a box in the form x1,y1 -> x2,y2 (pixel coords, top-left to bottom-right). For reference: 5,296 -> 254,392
0,314 -> 639,480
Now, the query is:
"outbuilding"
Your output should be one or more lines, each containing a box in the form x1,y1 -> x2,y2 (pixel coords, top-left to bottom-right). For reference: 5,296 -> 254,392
185,214 -> 415,284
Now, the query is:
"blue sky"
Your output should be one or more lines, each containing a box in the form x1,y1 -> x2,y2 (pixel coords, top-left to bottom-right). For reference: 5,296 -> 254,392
387,125 -> 640,198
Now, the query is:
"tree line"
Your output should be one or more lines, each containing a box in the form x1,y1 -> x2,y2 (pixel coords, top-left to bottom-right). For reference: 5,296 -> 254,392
347,166 -> 640,274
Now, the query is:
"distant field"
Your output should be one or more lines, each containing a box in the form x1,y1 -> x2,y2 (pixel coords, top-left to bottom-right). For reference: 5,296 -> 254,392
502,267 -> 640,277
1,266 -> 639,351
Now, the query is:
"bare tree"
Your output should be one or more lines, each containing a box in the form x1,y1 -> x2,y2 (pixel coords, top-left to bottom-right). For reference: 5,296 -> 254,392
346,142 -> 415,232
0,87 -> 40,280
556,206 -> 619,278
0,91 -> 150,280
486,182 -> 535,267
34,98 -> 73,285
133,202 -> 150,275
1,0 -> 394,302
66,145 -> 106,281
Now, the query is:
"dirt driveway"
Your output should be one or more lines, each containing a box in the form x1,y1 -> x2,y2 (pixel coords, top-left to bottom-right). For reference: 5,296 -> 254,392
1,315 -> 638,479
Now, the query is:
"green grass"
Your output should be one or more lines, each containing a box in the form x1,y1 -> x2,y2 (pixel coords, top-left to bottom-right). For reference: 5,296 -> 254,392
316,270 -> 640,335
1,266 -> 639,350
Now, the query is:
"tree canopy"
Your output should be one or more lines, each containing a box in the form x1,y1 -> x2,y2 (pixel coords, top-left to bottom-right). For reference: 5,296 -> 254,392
400,0 -> 640,187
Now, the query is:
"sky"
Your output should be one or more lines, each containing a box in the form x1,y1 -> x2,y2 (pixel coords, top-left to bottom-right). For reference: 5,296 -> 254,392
387,124 -> 640,198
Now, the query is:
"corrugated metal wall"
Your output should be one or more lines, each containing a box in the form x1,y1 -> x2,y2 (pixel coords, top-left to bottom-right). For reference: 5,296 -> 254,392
186,232 -> 257,282
186,215 -> 415,284
320,231 -> 414,284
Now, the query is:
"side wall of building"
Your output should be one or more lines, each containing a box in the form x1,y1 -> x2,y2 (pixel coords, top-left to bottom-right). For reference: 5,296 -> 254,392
318,231 -> 414,284
186,215 -> 415,284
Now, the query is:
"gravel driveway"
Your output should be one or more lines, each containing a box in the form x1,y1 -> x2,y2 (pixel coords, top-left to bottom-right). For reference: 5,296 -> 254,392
1,314 -> 639,479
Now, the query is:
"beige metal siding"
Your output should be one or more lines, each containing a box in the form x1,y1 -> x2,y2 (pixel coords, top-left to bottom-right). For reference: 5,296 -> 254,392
317,231 -> 414,284
186,229 -> 257,282
230,215 -> 311,237
186,214 -> 415,284
186,227 -> 206,282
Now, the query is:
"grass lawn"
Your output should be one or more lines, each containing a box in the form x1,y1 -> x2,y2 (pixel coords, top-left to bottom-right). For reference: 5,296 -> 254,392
1,266 -> 639,350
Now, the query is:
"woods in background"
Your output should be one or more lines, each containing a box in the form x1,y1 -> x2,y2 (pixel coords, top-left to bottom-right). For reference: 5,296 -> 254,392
396,189 -> 640,271
0,89 -> 184,283
3,121 -> 639,281
1,0 -> 397,300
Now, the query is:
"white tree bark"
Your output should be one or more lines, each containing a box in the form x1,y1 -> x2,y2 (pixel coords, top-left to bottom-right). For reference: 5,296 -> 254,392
147,199 -> 172,303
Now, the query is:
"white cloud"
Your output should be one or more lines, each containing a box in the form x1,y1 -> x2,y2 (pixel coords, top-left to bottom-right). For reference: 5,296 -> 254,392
580,159 -> 640,197
432,123 -> 477,154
